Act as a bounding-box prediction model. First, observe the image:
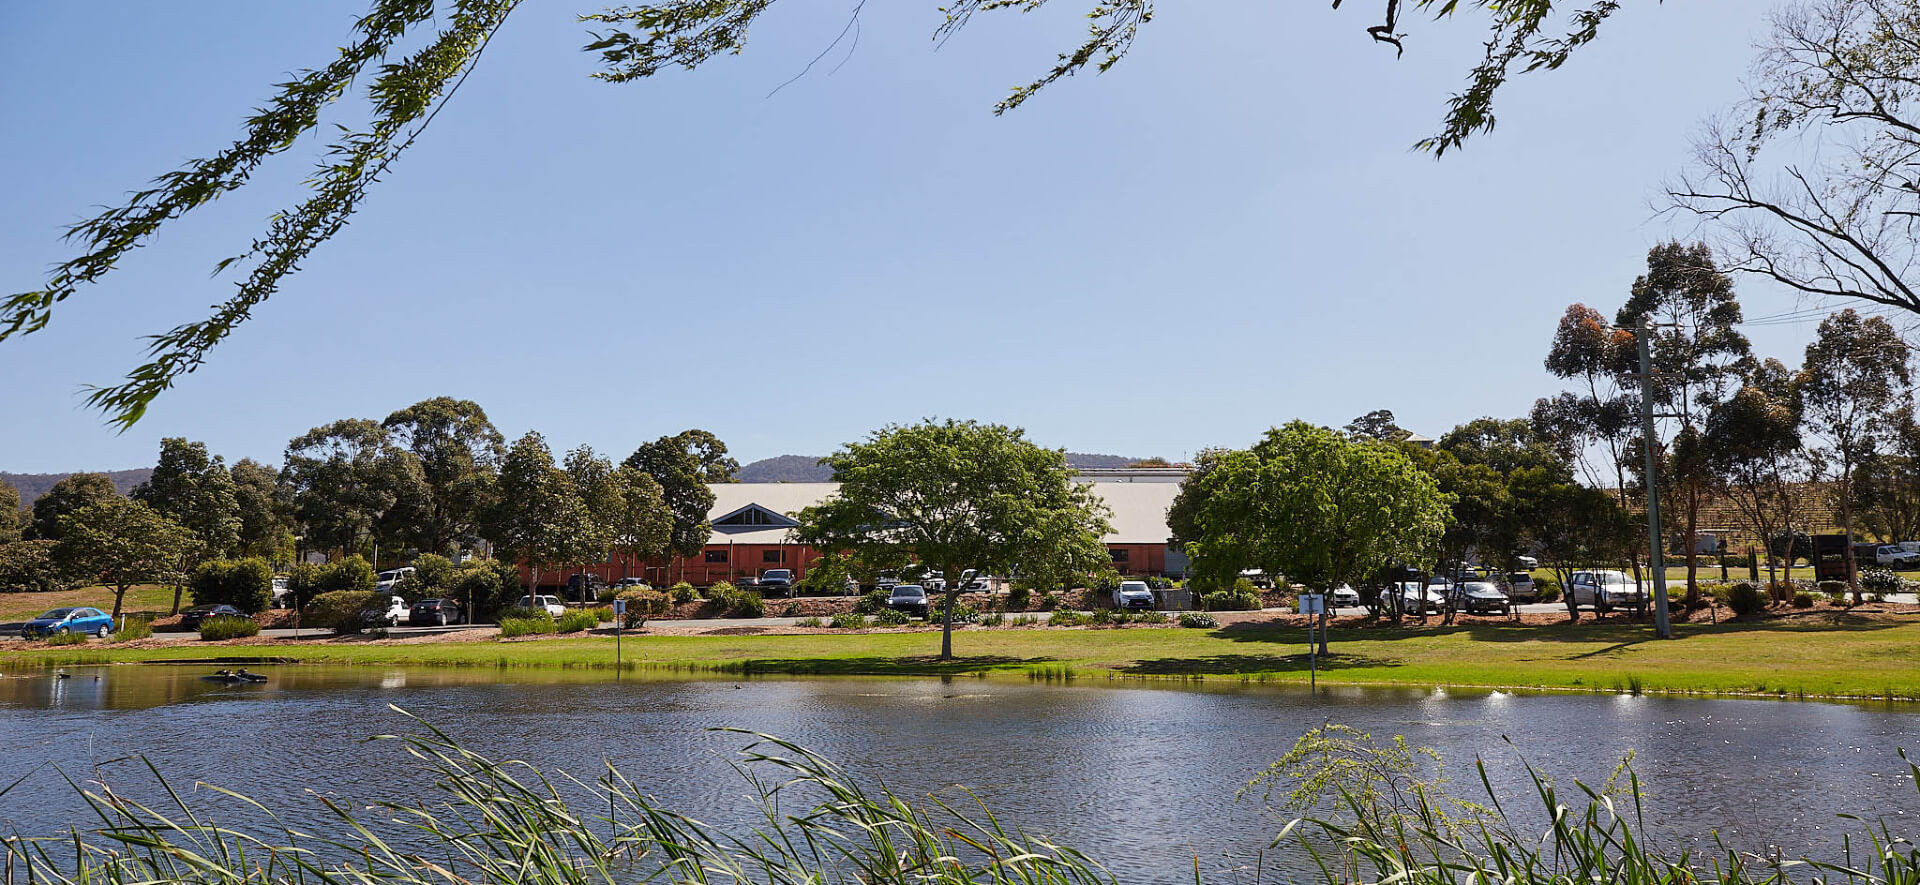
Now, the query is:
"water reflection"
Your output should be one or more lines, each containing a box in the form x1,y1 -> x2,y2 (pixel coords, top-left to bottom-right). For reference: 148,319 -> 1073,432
0,666 -> 1916,882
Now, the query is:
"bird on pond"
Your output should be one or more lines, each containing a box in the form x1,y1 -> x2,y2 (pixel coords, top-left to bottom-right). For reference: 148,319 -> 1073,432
54,669 -> 70,680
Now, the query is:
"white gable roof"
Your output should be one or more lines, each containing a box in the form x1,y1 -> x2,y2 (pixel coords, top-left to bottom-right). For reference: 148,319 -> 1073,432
706,481 -> 1176,546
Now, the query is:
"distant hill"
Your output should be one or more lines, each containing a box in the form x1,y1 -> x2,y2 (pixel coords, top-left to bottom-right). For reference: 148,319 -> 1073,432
735,455 -> 830,483
1,469 -> 150,505
734,452 -> 1154,483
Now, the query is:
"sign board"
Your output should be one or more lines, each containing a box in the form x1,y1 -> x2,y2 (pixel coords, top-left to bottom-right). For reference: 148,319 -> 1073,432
1298,594 -> 1325,615
612,599 -> 626,614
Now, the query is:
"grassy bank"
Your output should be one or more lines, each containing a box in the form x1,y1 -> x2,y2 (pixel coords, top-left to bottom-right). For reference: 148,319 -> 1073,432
0,584 -> 176,620
7,612 -> 1919,700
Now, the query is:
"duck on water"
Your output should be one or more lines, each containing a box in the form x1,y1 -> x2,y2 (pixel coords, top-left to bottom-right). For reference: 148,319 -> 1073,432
201,668 -> 267,684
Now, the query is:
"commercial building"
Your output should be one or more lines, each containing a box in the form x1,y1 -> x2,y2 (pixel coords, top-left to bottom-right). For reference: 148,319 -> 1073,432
531,467 -> 1188,590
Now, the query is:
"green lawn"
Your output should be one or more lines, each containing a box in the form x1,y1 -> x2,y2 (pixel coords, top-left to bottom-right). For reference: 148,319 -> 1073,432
0,585 -> 179,621
9,614 -> 1918,700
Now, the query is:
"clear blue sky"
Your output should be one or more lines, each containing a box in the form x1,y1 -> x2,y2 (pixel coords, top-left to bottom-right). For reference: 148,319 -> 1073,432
0,0 -> 1837,473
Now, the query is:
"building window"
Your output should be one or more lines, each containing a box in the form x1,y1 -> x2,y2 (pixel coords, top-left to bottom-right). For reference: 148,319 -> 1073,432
763,549 -> 784,563
1110,548 -> 1130,563
704,549 -> 729,563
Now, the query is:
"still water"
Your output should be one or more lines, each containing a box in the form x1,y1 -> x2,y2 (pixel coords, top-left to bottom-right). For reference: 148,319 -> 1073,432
3,665 -> 1918,880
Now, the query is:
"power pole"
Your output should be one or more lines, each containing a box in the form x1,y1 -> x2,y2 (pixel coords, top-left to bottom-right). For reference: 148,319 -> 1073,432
1636,319 -> 1675,640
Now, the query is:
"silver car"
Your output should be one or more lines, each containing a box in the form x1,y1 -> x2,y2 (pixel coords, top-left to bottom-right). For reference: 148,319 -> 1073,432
1394,581 -> 1447,614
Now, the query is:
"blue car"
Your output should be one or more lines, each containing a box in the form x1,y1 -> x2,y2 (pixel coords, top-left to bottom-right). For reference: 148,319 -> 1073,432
22,607 -> 115,639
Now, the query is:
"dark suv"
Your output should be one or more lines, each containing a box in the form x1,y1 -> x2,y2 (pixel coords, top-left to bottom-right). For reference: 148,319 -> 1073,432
757,569 -> 794,596
409,598 -> 464,627
181,604 -> 245,631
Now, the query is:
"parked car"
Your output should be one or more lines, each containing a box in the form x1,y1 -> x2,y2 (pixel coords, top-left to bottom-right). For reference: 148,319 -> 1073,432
1567,570 -> 1644,612
887,584 -> 929,615
409,598 -> 464,627
1393,581 -> 1447,615
181,604 -> 245,631
374,567 -> 415,590
1331,585 -> 1362,608
1238,569 -> 1273,588
515,595 -> 566,618
874,572 -> 900,592
565,573 -> 605,602
271,576 -> 292,608
1113,580 -> 1155,610
22,607 -> 114,639
1515,554 -> 1539,569
1505,572 -> 1539,603
757,569 -> 795,596
1449,581 -> 1512,615
359,595 -> 409,628
612,578 -> 650,590
1873,545 -> 1920,569
960,573 -> 994,591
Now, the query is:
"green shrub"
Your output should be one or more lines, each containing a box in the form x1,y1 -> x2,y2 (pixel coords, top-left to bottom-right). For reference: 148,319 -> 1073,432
499,614 -> 556,637
1817,580 -> 1848,605
1006,585 -> 1031,610
1145,576 -> 1173,589
615,588 -> 671,625
43,629 -> 87,646
781,601 -> 801,617
1727,582 -> 1767,617
669,582 -> 698,603
1039,591 -> 1062,610
587,606 -> 614,623
1791,591 -> 1815,609
980,611 -> 1006,627
1011,614 -> 1038,626
927,601 -> 980,625
1086,570 -> 1122,594
556,610 -> 599,633
1140,610 -> 1169,624
795,616 -> 824,628
1862,567 -> 1901,593
302,590 -> 383,632
1537,580 -> 1561,603
0,539 -> 68,593
1202,588 -> 1261,611
704,581 -> 737,600
451,559 -> 519,622
199,615 -> 261,641
1178,611 -> 1218,628
829,612 -> 868,629
318,556 -> 378,594
406,554 -> 459,596
854,589 -> 890,615
730,591 -> 765,618
190,557 -> 275,614
1048,609 -> 1086,627
873,608 -> 909,626
111,617 -> 153,642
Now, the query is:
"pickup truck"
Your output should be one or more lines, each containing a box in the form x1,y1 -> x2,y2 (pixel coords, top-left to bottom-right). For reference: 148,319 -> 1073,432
1870,545 -> 1920,568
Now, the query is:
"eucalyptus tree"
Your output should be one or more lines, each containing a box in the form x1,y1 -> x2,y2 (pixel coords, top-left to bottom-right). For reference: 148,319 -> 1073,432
382,397 -> 505,555
487,432 -> 597,598
133,438 -> 242,613
1852,407 -> 1920,546
609,466 -> 673,582
798,420 -> 1111,659
230,458 -> 295,561
1706,383 -> 1805,587
623,430 -> 738,559
30,473 -> 120,542
1617,242 -> 1754,600
1796,309 -> 1912,601
3,0 -> 1641,426
0,479 -> 19,544
281,419 -> 415,559
562,445 -> 621,588
1536,303 -> 1637,498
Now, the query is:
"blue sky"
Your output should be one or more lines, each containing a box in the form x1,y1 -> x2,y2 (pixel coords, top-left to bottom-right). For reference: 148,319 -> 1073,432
0,0 -> 1837,473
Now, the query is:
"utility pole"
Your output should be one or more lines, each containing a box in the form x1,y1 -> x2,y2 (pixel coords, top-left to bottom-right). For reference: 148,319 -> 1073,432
1636,319 -> 1675,641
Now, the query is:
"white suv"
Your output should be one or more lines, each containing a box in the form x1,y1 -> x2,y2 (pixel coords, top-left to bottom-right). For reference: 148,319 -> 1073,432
1568,570 -> 1644,612
516,595 -> 566,617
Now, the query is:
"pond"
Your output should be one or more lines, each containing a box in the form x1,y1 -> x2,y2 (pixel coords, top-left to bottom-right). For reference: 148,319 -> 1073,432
2,665 -> 1917,881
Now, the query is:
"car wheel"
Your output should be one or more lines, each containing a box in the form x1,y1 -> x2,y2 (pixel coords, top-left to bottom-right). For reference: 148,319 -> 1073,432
97,625 -> 111,638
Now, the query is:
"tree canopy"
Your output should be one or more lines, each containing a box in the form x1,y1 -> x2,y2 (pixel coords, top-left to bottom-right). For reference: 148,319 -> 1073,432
54,497 -> 200,620
624,430 -> 738,558
133,437 -> 241,560
30,473 -> 121,543
798,419 -> 1111,658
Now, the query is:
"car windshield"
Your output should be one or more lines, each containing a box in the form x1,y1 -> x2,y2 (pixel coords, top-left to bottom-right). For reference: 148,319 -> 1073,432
38,608 -> 74,619
1509,573 -> 1530,582
1120,582 -> 1149,592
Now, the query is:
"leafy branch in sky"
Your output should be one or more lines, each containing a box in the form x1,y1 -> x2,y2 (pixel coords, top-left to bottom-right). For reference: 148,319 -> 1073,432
7,0 -> 1623,426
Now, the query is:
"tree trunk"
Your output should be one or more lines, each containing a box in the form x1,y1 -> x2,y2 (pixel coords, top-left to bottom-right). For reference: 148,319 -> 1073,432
112,585 -> 128,621
1317,604 -> 1329,656
939,586 -> 958,659
1684,486 -> 1700,608
1560,567 -> 1580,623
171,583 -> 184,616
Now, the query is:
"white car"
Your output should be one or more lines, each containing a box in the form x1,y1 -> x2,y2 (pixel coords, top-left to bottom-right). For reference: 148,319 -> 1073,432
375,567 -> 416,590
1113,580 -> 1155,610
1872,545 -> 1920,569
1567,570 -> 1645,612
1393,581 -> 1447,614
516,594 -> 566,618
359,595 -> 408,627
1330,584 -> 1362,608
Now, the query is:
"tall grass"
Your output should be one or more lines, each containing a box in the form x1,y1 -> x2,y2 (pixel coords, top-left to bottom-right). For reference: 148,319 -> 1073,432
199,615 -> 261,640
110,616 -> 153,642
1,714 -> 1917,885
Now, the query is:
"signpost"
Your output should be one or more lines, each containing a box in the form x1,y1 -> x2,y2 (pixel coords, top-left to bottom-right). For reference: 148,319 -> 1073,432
1298,593 -> 1325,689
612,598 -> 626,678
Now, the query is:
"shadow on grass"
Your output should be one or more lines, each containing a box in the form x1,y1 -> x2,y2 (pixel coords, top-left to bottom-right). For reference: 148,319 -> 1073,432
1203,611 -> 1913,653
1119,652 -> 1391,677
730,655 -> 1052,677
